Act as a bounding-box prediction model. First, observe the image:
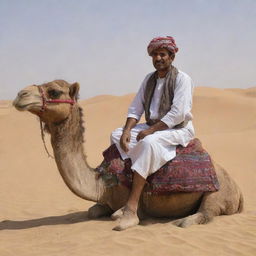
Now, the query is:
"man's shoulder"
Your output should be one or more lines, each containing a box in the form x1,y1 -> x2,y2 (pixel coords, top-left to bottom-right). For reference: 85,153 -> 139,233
144,71 -> 155,79
141,71 -> 155,85
177,70 -> 192,81
143,69 -> 192,83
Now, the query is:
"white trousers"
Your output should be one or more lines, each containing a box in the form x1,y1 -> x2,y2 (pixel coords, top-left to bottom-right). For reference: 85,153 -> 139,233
110,121 -> 195,179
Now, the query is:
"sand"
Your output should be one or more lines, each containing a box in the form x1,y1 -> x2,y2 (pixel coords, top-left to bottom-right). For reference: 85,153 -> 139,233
0,88 -> 255,256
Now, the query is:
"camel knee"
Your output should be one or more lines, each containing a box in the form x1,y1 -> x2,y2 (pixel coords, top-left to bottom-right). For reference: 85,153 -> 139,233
88,203 -> 113,219
199,188 -> 243,217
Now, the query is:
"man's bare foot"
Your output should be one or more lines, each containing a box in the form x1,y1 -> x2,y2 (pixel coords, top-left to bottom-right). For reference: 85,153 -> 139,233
111,206 -> 125,220
113,206 -> 139,231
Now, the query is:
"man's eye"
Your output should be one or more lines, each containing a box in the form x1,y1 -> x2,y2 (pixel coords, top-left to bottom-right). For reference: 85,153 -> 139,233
48,89 -> 62,99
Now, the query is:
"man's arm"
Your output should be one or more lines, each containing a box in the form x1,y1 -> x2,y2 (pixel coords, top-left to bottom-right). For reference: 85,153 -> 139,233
160,73 -> 193,128
120,117 -> 138,152
120,74 -> 153,151
137,73 -> 193,141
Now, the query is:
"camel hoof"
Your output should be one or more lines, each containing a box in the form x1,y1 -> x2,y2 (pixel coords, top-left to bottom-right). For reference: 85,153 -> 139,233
88,203 -> 112,219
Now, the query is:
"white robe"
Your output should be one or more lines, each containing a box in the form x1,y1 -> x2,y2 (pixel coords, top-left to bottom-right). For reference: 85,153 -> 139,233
111,70 -> 195,179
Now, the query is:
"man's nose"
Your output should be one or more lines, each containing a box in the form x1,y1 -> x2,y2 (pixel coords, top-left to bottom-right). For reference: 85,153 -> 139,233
155,55 -> 161,61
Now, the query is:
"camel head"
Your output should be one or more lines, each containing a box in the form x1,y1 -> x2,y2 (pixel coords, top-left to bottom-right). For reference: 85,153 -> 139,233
13,80 -> 80,124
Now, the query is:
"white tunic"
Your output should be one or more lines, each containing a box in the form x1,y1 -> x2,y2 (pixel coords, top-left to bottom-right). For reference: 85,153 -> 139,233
111,70 -> 195,179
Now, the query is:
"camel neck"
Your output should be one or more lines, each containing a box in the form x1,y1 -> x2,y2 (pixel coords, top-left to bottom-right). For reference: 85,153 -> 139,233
48,106 -> 105,202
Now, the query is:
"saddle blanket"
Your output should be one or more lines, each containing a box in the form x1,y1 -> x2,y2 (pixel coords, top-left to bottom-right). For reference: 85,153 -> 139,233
96,138 -> 220,195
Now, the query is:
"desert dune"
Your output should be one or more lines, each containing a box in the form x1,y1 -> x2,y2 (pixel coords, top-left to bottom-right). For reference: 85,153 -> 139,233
0,87 -> 255,256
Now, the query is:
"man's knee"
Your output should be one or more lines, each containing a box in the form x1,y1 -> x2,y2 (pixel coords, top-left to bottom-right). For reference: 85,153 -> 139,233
141,134 -> 157,147
110,130 -> 116,140
111,127 -> 123,143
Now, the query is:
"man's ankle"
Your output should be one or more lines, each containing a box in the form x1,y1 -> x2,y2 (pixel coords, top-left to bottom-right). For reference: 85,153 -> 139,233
125,204 -> 137,214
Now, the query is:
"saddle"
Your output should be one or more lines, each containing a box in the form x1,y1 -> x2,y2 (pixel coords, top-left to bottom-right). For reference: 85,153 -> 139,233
96,138 -> 219,195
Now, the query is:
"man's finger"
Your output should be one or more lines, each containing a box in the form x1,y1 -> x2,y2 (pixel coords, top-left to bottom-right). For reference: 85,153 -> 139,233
120,139 -> 129,152
136,134 -> 141,141
121,145 -> 128,152
123,143 -> 129,152
125,135 -> 130,143
120,139 -> 126,151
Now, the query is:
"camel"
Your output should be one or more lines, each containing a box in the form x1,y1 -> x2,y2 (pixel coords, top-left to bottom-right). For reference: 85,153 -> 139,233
13,80 -> 243,231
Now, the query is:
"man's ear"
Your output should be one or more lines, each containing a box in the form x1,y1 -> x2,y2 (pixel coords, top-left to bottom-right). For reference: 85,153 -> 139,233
69,82 -> 80,100
170,53 -> 175,61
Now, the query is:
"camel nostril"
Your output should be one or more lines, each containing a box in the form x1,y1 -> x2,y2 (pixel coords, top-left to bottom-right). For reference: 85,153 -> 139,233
18,90 -> 30,97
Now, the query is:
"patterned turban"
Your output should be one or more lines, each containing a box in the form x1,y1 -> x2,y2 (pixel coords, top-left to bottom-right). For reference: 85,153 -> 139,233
147,36 -> 179,56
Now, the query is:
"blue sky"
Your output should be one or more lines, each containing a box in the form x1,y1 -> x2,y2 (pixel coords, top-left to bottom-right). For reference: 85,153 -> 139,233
0,0 -> 255,99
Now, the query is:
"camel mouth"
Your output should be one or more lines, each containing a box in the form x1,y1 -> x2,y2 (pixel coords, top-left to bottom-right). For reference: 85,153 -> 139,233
14,103 -> 31,111
13,101 -> 41,111
13,87 -> 42,112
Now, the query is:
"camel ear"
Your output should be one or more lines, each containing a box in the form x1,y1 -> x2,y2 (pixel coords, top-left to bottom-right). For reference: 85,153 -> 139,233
69,82 -> 80,100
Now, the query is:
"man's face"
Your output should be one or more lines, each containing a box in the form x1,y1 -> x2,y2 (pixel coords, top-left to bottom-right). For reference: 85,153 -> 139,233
152,48 -> 174,71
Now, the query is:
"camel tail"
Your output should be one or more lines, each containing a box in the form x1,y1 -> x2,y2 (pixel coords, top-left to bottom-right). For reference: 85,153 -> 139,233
237,192 -> 244,213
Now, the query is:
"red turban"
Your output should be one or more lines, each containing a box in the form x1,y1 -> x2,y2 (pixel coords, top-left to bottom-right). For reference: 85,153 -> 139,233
147,36 -> 179,56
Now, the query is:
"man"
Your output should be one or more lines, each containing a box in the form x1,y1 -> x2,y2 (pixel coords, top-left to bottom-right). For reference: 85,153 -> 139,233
111,36 -> 195,230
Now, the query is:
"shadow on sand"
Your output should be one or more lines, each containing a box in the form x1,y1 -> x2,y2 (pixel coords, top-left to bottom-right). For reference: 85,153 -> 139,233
0,211 -> 93,230
0,211 -> 179,231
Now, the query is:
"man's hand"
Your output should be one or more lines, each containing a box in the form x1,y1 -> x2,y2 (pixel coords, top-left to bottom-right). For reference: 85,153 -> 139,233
136,121 -> 168,141
120,130 -> 131,152
136,128 -> 154,141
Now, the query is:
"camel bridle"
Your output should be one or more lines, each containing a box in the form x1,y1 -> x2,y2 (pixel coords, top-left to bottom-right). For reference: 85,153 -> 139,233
37,85 -> 76,112
36,85 -> 76,159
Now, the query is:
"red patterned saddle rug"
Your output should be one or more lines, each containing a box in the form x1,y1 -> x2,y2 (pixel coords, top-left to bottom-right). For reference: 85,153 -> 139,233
96,138 -> 219,195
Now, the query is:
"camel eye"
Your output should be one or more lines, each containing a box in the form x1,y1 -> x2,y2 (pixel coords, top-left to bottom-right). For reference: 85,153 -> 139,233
48,89 -> 62,99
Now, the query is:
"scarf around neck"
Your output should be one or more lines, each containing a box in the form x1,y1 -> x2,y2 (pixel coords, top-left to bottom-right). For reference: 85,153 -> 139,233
143,65 -> 185,128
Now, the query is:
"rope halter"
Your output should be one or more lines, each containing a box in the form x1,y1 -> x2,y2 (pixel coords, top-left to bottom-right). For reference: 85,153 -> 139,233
36,85 -> 77,158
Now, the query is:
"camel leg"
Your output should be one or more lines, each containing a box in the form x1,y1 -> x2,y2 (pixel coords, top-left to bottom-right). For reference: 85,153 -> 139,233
173,192 -> 221,228
173,166 -> 243,228
88,203 -> 113,219
172,212 -> 211,228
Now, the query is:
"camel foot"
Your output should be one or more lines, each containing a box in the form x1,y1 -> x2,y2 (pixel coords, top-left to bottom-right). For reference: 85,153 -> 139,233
113,207 -> 139,231
88,203 -> 113,219
173,212 -> 209,228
